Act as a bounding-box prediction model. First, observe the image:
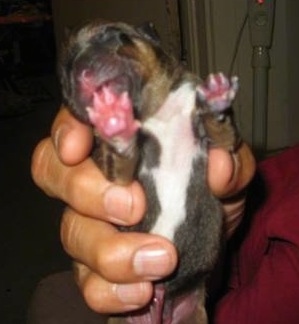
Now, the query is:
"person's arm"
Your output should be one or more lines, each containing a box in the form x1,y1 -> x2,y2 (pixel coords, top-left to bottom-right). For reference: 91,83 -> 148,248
31,106 -> 255,313
214,145 -> 299,324
214,240 -> 299,324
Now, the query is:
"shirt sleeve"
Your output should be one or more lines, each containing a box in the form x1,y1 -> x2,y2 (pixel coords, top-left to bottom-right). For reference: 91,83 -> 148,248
214,238 -> 299,324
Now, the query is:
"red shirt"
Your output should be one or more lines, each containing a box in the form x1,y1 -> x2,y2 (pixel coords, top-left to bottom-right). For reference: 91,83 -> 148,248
214,145 -> 299,324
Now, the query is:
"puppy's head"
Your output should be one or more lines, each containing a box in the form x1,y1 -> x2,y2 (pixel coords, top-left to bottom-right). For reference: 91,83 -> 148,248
59,20 -> 174,125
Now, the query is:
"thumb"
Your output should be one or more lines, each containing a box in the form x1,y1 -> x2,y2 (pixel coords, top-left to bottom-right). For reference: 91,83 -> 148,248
51,106 -> 93,165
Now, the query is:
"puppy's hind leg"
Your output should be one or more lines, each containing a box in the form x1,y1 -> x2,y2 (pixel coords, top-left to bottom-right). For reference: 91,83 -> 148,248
191,288 -> 208,324
169,285 -> 207,324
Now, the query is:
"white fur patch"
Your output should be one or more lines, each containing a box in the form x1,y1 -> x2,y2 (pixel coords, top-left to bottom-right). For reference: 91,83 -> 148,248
141,83 -> 201,241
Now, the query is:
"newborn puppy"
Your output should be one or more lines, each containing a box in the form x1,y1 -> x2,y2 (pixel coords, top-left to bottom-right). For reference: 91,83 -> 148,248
59,20 -> 240,324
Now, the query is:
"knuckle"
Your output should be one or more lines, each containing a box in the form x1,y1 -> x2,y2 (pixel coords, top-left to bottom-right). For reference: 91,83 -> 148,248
31,139 -> 57,197
63,163 -> 105,217
64,169 -> 88,206
95,236 -> 131,280
95,245 -> 120,277
31,139 -> 49,186
64,165 -> 94,207
60,209 -> 73,253
60,208 -> 81,257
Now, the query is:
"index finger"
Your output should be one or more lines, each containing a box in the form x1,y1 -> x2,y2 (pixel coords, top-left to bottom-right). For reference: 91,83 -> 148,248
51,106 -> 93,165
208,142 -> 255,198
31,138 -> 146,224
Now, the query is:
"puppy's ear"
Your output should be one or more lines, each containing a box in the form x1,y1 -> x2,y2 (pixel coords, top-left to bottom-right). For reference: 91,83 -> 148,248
136,22 -> 161,45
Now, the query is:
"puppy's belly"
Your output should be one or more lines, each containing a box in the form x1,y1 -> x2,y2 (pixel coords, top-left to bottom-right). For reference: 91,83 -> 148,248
140,82 -> 201,241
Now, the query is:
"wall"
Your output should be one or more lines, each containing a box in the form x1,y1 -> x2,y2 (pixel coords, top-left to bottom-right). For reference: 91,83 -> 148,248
51,0 -> 181,57
203,0 -> 299,151
286,1 -> 299,146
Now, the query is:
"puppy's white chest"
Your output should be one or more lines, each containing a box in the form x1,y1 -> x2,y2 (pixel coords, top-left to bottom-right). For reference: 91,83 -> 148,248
141,83 -> 201,241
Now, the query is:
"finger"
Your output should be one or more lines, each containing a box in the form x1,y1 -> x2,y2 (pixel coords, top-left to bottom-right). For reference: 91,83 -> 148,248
222,194 -> 247,238
208,142 -> 255,198
75,263 -> 153,313
232,142 -> 256,193
51,106 -> 93,165
61,208 -> 178,283
31,139 -> 146,224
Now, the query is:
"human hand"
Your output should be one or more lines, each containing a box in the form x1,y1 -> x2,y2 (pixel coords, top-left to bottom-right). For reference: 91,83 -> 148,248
31,106 -> 255,313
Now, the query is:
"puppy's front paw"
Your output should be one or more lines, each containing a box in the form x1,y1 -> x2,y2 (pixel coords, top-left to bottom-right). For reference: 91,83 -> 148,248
197,73 -> 239,112
86,84 -> 140,155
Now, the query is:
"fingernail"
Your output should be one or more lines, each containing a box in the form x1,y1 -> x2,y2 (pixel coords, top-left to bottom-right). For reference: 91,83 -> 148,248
103,186 -> 133,224
113,283 -> 148,308
133,244 -> 174,279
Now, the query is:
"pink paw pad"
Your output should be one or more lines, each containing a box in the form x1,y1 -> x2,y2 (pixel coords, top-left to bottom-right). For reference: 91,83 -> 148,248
86,85 -> 140,143
197,73 -> 239,112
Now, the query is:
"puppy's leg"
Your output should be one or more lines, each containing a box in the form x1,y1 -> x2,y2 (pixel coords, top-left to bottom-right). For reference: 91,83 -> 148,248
196,72 -> 241,151
170,286 -> 207,324
86,84 -> 141,185
192,288 -> 208,324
